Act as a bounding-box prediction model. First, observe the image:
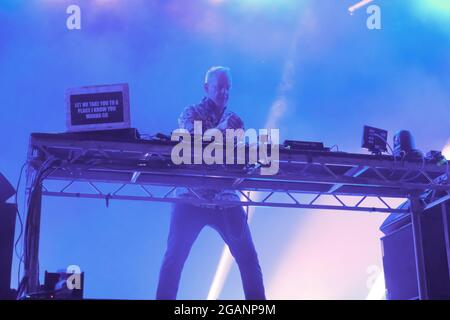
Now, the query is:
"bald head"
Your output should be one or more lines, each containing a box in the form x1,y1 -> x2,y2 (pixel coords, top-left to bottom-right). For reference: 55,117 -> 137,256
204,66 -> 232,109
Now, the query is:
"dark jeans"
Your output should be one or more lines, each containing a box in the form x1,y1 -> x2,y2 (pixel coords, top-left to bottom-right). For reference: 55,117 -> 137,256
156,203 -> 266,300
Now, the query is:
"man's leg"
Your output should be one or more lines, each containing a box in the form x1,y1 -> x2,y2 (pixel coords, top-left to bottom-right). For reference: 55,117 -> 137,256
156,203 -> 204,299
212,206 -> 266,300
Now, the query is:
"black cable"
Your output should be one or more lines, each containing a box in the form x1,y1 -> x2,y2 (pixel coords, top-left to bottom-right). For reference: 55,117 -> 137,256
372,132 -> 399,178
373,133 -> 395,156
14,164 -> 26,258
17,157 -> 61,299
18,170 -> 45,298
14,162 -> 27,289
400,151 -> 426,182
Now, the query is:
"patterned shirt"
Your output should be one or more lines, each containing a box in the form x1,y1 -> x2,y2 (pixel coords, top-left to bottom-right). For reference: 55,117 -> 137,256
175,97 -> 244,206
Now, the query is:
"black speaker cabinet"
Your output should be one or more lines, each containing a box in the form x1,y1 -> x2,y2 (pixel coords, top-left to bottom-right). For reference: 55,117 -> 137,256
0,203 -> 17,300
381,201 -> 450,300
0,173 -> 15,203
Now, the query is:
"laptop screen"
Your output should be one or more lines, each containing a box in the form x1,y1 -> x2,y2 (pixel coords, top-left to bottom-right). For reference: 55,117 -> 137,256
65,83 -> 130,132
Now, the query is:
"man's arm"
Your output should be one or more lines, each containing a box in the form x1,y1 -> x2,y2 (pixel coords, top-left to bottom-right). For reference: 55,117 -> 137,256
216,112 -> 244,132
178,105 -> 199,134
179,106 -> 244,134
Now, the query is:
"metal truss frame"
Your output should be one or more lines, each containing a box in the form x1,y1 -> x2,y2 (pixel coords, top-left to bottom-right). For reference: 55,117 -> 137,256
20,133 -> 450,299
40,180 -> 409,214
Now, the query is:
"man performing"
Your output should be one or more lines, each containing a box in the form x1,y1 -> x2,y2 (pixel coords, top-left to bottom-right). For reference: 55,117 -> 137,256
156,66 -> 266,300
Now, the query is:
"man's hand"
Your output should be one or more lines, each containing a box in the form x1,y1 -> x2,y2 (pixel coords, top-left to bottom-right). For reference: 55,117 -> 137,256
217,113 -> 244,131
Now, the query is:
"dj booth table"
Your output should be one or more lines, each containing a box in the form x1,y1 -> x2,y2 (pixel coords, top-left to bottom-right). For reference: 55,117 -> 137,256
20,132 -> 450,299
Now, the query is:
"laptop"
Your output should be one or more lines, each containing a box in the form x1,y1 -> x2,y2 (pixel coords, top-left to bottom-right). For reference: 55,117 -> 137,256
65,83 -> 131,132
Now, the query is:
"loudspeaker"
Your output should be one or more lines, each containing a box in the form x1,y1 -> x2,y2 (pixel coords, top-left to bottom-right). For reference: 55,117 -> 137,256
0,203 -> 17,300
0,173 -> 15,203
381,201 -> 450,300
381,222 -> 418,299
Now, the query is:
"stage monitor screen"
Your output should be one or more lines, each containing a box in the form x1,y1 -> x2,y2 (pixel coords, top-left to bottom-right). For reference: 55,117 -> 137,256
65,83 -> 130,132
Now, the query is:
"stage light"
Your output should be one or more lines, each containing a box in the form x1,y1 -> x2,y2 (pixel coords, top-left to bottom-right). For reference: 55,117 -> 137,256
94,0 -> 121,6
418,0 -> 450,14
211,0 -> 304,12
393,130 -> 422,160
412,0 -> 450,24
208,0 -> 226,5
366,273 -> 386,300
348,0 -> 374,14
442,140 -> 450,160
393,130 -> 415,156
